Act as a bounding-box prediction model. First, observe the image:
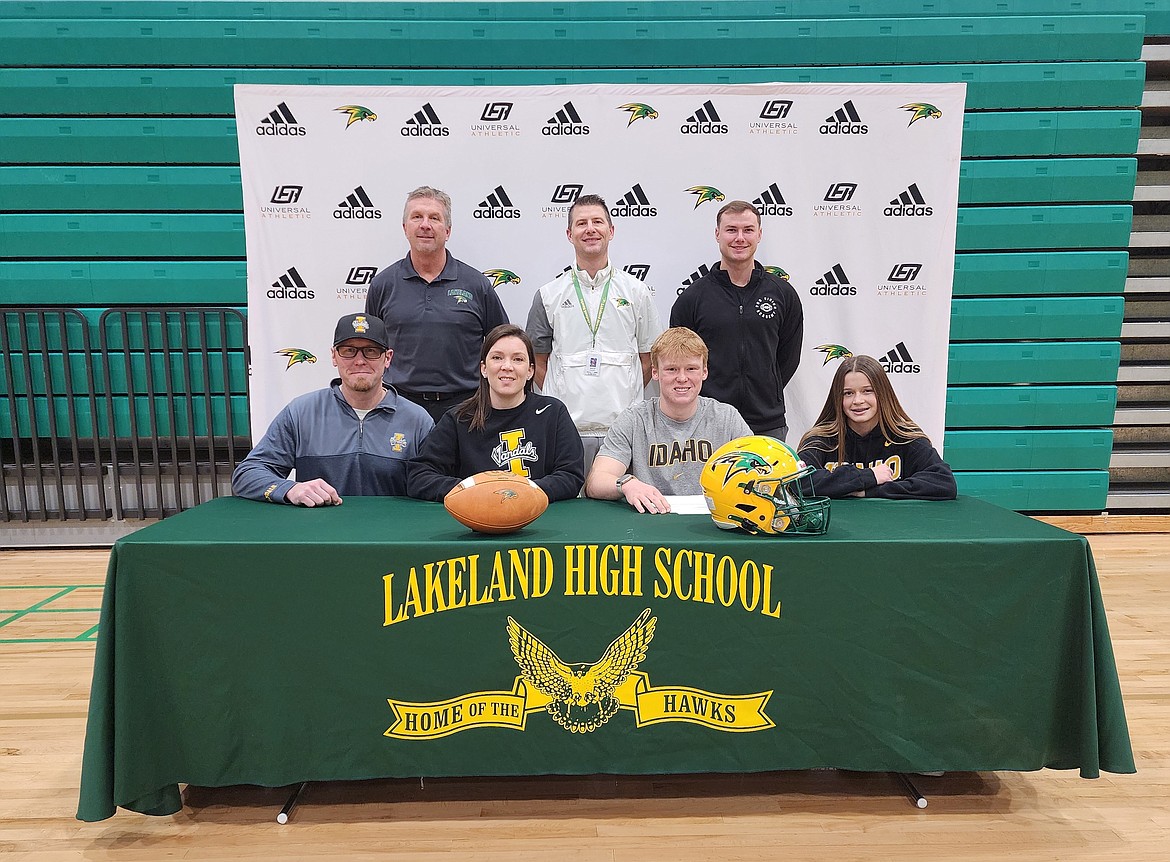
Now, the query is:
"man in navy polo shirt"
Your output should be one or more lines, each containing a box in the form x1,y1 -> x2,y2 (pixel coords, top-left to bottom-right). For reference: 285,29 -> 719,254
364,185 -> 509,422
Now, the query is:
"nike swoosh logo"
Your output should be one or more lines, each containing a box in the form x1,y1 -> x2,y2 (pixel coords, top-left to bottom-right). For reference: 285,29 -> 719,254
536,405 -> 550,414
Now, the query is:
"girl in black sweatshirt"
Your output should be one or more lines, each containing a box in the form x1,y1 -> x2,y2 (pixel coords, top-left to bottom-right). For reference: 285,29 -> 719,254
797,355 -> 956,500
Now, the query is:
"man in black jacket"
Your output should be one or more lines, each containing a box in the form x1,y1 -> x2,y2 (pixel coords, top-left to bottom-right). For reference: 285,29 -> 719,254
670,200 -> 803,440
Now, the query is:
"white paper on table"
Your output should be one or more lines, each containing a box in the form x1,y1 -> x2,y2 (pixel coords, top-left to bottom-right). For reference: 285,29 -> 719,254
665,495 -> 710,515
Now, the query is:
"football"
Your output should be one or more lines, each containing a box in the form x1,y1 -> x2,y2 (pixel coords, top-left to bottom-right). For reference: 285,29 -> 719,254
443,470 -> 549,534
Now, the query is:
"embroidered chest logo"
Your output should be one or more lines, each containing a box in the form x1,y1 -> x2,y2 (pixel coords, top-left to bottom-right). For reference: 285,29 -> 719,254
755,297 -> 777,319
448,288 -> 472,304
389,432 -> 409,453
613,297 -> 632,308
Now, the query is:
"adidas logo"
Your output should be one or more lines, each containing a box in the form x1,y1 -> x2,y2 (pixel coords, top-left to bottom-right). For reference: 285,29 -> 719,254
820,100 -> 868,135
333,185 -> 382,220
880,341 -> 920,373
474,185 -> 521,219
543,102 -> 589,136
256,102 -> 306,137
677,263 -> 713,295
623,264 -> 651,282
753,183 -> 793,217
680,100 -> 728,135
610,183 -> 657,218
811,263 -> 856,296
884,183 -> 933,217
560,298 -> 574,308
402,103 -> 449,137
267,266 -> 314,300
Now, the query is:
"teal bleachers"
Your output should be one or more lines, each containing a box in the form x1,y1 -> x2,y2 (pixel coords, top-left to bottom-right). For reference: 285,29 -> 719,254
0,0 -> 1150,516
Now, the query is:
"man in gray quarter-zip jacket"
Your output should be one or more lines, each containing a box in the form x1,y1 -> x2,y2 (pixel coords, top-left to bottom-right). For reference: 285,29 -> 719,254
232,313 -> 434,506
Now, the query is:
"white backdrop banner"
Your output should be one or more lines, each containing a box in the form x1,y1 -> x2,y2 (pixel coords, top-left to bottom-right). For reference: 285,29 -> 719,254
235,82 -> 965,448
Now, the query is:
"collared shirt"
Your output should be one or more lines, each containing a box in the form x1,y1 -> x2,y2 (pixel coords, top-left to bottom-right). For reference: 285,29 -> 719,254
364,251 -> 508,394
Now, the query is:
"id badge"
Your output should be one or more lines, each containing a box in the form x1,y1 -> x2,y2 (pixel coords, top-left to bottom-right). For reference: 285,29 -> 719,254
584,352 -> 601,377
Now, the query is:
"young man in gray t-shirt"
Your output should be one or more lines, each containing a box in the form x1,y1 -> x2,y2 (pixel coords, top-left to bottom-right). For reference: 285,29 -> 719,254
586,327 -> 751,513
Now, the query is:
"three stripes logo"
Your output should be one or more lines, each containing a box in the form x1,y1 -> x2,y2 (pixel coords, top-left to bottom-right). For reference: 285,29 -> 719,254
543,102 -> 589,136
880,341 -> 920,374
811,263 -> 856,296
474,185 -> 521,219
819,100 -> 868,135
257,102 -> 306,137
680,100 -> 728,134
334,185 -> 382,220
884,183 -> 933,217
677,263 -> 713,295
610,184 -> 657,218
267,266 -> 314,300
753,183 -> 793,217
402,103 -> 450,137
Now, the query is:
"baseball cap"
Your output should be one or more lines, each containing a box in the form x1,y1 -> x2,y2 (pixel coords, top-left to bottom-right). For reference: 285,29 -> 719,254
333,313 -> 389,349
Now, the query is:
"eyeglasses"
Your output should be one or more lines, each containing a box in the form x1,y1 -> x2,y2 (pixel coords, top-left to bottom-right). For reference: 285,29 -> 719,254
335,345 -> 385,360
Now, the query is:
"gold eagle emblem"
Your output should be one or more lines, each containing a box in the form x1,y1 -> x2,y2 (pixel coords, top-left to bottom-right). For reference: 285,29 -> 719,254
507,609 -> 656,733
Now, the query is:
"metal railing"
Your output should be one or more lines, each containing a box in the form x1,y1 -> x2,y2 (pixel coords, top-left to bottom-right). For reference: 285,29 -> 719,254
1,307 -> 251,522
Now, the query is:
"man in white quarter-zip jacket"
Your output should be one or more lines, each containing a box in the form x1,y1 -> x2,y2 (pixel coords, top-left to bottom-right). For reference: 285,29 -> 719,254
525,193 -> 662,472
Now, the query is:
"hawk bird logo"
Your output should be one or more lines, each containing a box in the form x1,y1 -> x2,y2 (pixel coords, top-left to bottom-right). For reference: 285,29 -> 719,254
710,451 -> 772,488
900,103 -> 942,127
764,265 -> 790,280
686,185 -> 726,210
335,104 -> 378,128
815,343 -> 854,366
507,609 -> 656,733
618,102 -> 659,127
483,268 -> 522,288
275,348 -> 317,370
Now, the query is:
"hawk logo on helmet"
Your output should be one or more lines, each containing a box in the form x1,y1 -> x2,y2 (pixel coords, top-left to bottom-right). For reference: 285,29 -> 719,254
709,451 -> 772,487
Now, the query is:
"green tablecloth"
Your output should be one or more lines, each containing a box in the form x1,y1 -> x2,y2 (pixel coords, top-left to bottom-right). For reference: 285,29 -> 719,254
77,495 -> 1134,821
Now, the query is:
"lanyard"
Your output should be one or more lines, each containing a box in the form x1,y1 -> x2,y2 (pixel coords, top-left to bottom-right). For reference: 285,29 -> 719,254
570,268 -> 612,349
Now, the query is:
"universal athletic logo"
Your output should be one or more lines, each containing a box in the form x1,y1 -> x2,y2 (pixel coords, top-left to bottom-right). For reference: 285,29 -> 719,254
384,609 -> 773,738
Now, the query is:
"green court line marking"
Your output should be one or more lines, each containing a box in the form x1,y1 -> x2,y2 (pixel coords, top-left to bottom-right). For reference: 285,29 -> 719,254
0,586 -> 75,630
0,585 -> 104,643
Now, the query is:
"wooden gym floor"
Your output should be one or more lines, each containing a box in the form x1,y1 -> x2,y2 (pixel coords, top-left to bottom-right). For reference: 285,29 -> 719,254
0,533 -> 1167,861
